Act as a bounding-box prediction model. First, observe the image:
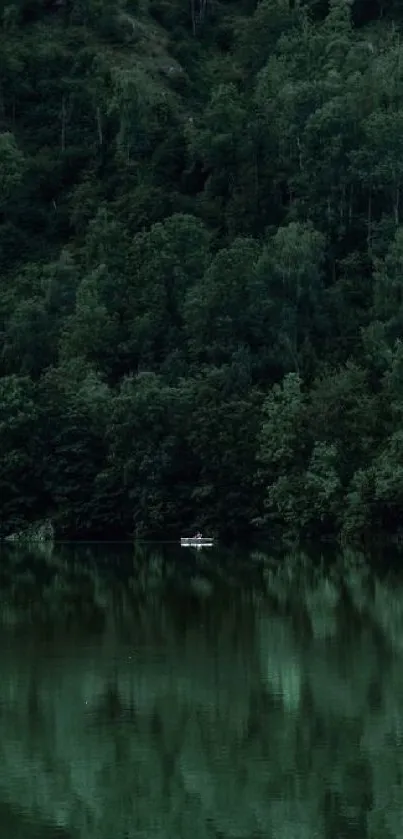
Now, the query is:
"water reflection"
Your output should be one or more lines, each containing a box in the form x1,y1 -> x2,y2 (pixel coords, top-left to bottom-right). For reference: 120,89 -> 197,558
0,541 -> 403,837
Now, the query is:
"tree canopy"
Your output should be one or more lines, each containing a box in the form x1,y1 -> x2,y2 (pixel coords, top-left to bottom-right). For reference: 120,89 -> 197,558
1,0 -> 403,540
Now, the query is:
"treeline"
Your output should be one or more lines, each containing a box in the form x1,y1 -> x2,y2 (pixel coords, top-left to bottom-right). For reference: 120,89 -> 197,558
2,0 -> 403,539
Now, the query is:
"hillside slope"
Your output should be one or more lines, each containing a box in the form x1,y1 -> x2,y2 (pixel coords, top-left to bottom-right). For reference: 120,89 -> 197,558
2,0 -> 403,542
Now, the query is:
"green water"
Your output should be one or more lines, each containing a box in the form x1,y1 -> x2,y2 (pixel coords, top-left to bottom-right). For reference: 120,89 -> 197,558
0,541 -> 403,838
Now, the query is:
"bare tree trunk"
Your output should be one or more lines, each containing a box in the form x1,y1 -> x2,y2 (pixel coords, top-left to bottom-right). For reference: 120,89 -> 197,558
199,0 -> 207,24
367,186 -> 372,249
348,184 -> 353,228
327,196 -> 331,225
340,183 -> 345,228
190,0 -> 196,36
0,84 -> 5,124
96,106 -> 103,147
297,136 -> 302,172
61,95 -> 67,152
254,151 -> 259,214
394,182 -> 400,227
282,332 -> 300,376
190,0 -> 207,35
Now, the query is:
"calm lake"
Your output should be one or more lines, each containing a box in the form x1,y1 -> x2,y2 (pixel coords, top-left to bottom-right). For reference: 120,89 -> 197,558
0,540 -> 403,838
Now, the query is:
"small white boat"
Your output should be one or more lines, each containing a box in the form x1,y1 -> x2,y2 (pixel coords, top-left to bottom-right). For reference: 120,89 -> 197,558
180,537 -> 214,548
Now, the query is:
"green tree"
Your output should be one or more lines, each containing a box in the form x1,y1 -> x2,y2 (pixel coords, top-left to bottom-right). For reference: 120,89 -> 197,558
126,213 -> 210,371
257,374 -> 310,530
0,375 -> 41,534
101,372 -> 186,535
2,298 -> 53,377
59,267 -> 119,377
372,226 -> 403,343
253,222 -> 326,378
180,367 -> 262,536
38,360 -> 110,536
108,66 -> 176,165
184,236 -> 262,368
185,83 -> 248,232
304,441 -> 342,530
236,0 -> 303,78
308,362 -> 379,487
0,132 -> 24,206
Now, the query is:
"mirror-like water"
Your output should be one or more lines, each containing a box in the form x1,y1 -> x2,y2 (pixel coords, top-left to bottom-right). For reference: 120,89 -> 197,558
0,541 -> 402,838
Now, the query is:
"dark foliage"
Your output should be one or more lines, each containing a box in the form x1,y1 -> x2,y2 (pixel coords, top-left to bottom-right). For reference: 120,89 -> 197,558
1,0 -> 403,541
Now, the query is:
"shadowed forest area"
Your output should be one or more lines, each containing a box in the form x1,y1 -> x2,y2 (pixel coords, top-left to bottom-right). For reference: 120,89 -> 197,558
1,541 -> 403,837
2,0 -> 403,540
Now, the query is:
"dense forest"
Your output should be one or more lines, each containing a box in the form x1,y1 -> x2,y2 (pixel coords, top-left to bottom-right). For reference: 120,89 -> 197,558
2,0 -> 403,540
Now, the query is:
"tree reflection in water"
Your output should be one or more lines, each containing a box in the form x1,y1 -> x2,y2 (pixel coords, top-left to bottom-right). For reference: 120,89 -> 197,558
0,541 -> 401,838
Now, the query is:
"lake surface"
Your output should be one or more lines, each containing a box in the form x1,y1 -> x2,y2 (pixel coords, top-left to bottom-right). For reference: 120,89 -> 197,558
0,540 -> 403,838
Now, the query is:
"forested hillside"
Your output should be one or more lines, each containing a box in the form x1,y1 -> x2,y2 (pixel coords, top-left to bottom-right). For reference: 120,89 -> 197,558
1,0 -> 403,540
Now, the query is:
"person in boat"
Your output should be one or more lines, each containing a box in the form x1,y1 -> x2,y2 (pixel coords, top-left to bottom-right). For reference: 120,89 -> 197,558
194,531 -> 203,539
